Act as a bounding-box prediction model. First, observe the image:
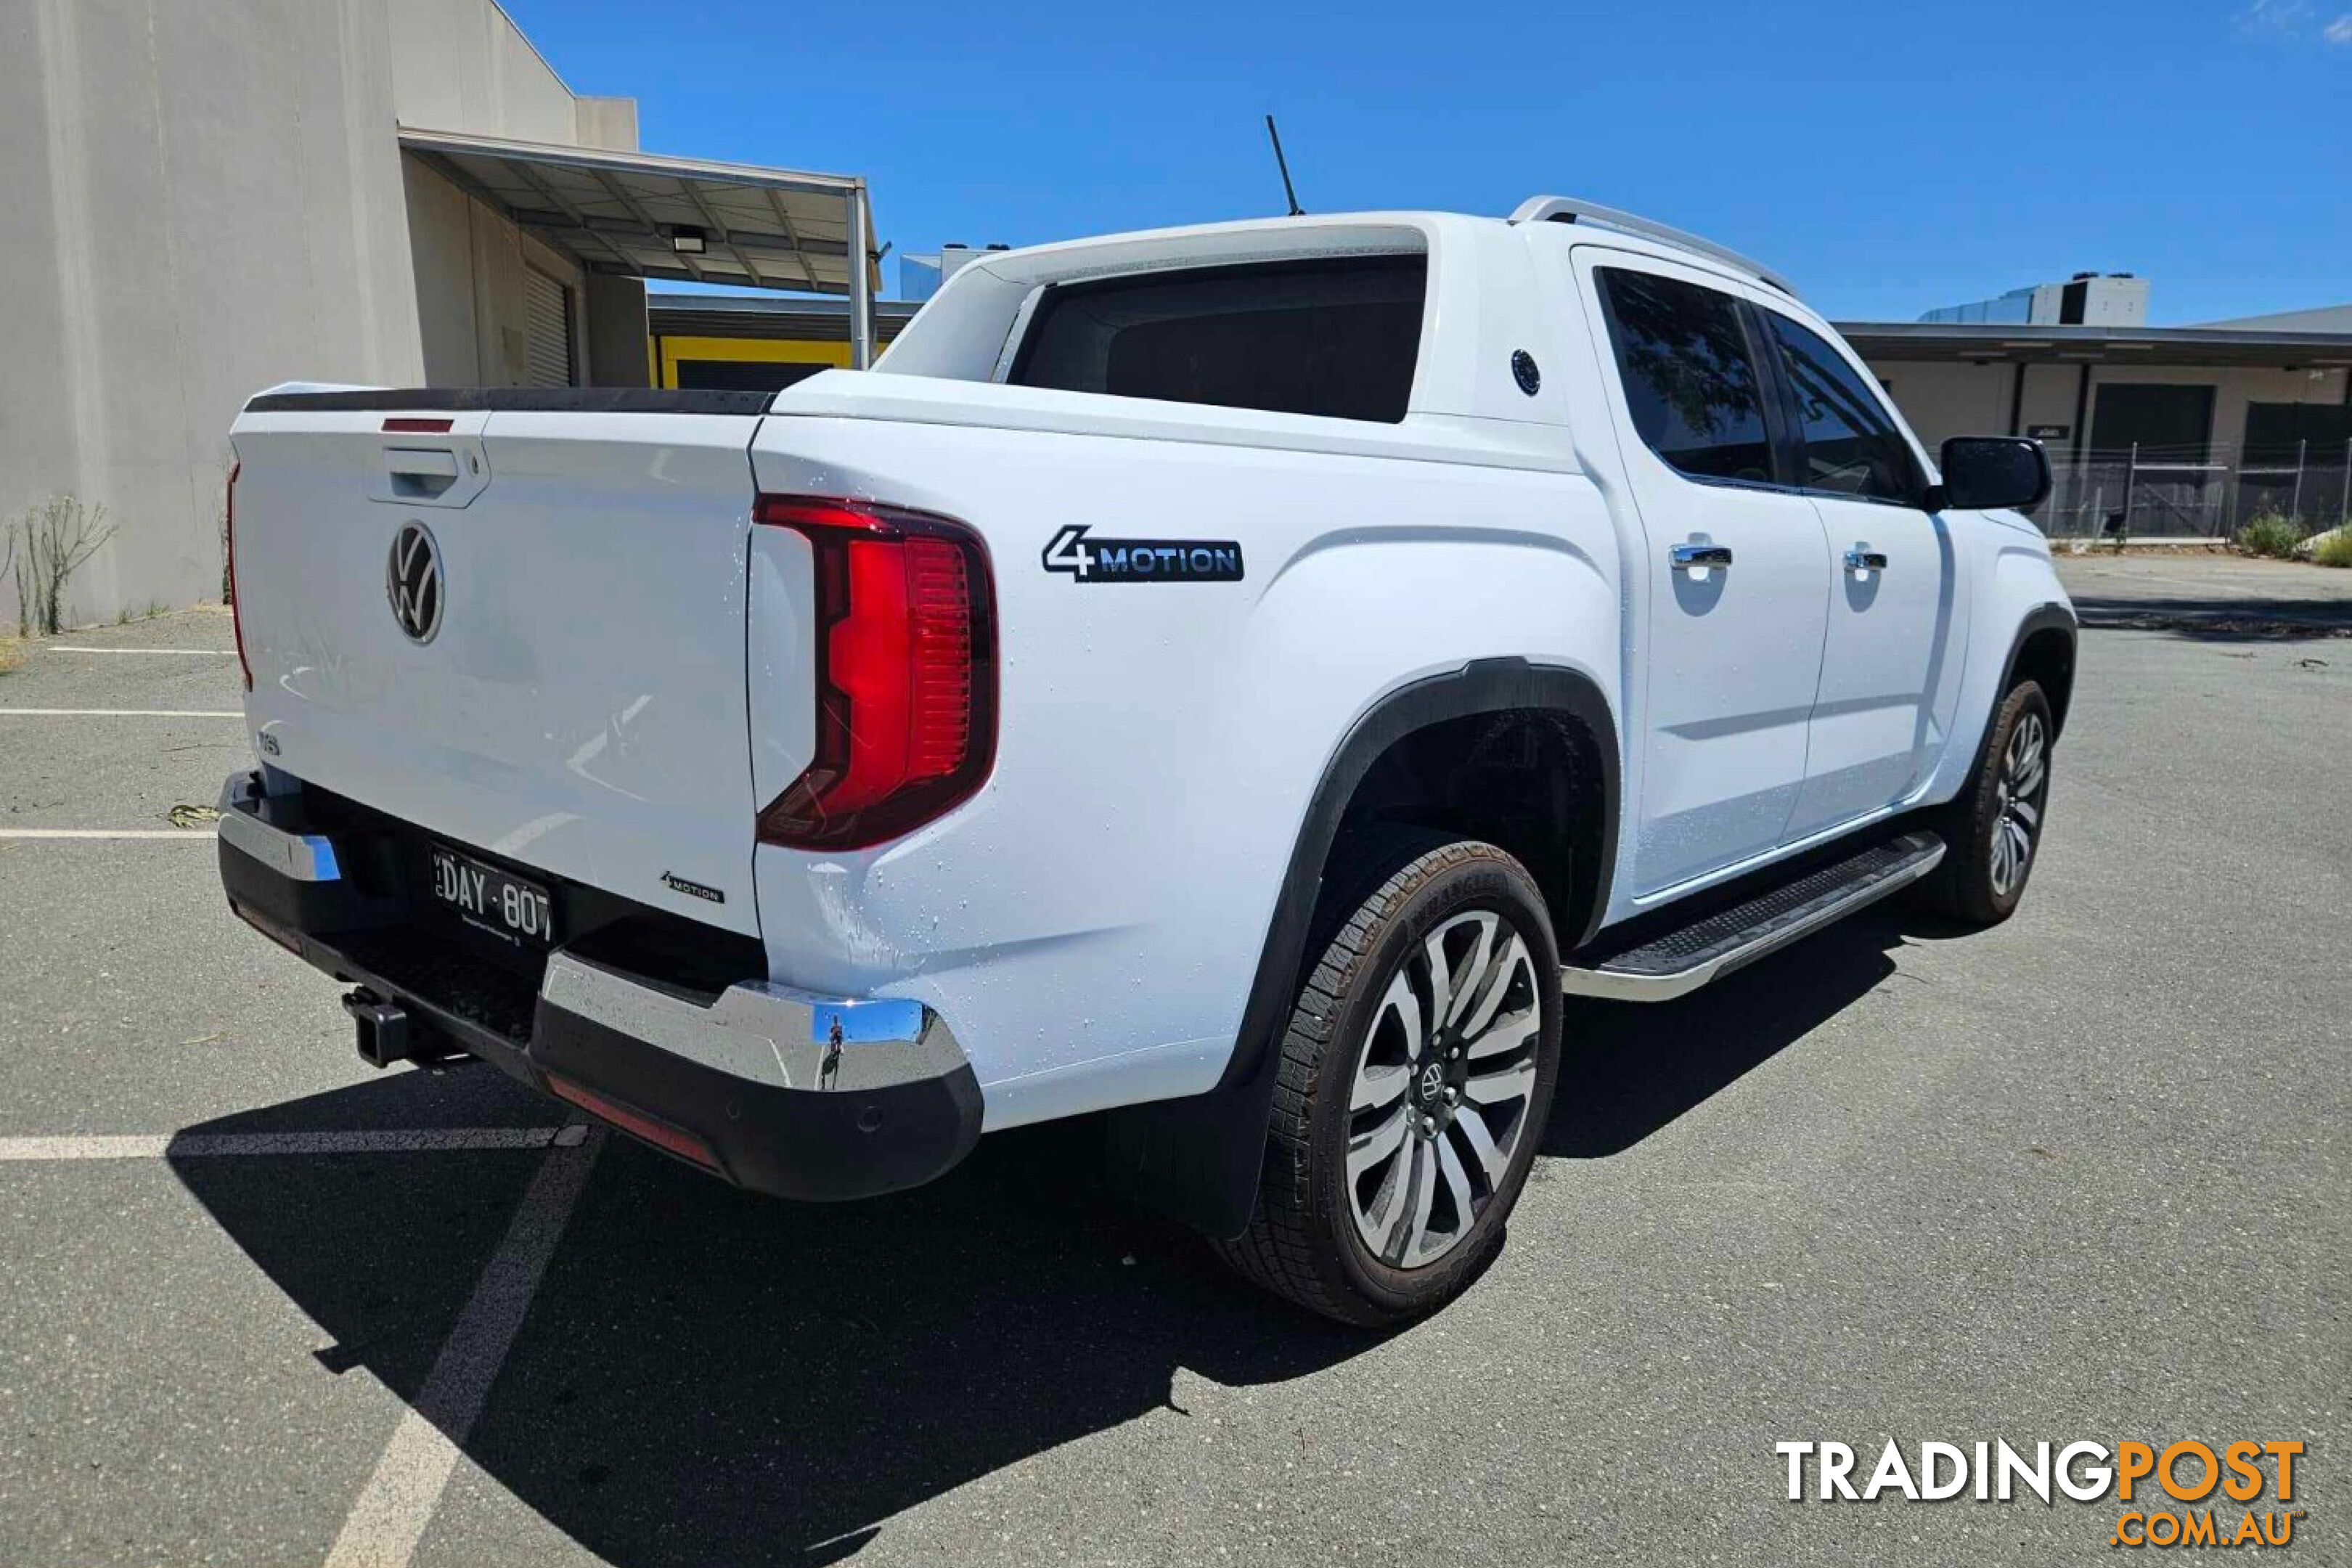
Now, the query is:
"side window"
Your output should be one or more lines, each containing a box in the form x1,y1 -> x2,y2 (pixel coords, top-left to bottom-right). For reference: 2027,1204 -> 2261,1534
1764,314 -> 1924,504
1596,267 -> 1774,485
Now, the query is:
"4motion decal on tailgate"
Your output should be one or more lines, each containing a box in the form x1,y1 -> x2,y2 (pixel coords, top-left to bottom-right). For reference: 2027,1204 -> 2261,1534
660,871 -> 726,905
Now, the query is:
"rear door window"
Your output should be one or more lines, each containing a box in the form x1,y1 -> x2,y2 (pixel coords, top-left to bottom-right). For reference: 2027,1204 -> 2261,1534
1008,255 -> 1426,422
1595,267 -> 1776,485
1762,313 -> 1924,504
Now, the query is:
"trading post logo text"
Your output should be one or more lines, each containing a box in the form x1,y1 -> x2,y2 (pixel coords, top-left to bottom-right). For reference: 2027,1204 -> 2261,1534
1776,1440 -> 2306,1549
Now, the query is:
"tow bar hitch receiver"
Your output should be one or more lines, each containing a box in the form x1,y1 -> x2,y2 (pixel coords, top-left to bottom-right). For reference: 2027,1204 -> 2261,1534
344,988 -> 417,1069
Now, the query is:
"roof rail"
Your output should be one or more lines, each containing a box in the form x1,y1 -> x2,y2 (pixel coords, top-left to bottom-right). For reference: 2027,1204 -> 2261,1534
1508,195 -> 1797,298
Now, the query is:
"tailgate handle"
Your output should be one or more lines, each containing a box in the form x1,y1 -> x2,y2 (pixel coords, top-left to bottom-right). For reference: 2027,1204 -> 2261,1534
385,446 -> 460,498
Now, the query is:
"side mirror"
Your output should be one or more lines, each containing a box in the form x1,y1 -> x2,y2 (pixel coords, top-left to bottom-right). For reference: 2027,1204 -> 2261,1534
1931,436 -> 2051,513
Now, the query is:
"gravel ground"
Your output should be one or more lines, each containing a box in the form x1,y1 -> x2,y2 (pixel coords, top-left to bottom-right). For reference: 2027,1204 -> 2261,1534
0,587 -> 2342,1567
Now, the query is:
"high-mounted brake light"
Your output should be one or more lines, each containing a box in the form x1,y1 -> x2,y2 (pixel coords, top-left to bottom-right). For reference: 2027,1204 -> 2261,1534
226,461 -> 252,692
752,495 -> 997,850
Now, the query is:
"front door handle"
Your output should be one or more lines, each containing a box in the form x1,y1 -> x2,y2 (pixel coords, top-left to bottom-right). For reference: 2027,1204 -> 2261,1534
1845,548 -> 1890,571
1670,543 -> 1734,571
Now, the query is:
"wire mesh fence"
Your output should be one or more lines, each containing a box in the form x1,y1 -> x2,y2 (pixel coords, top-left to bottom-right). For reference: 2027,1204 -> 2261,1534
2038,438 -> 2352,543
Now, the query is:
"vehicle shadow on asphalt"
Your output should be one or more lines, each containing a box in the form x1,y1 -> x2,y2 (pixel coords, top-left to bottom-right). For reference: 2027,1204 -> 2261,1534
1544,904 -> 1917,1159
168,905 -> 1937,1562
171,1074 -> 1373,1565
2068,595 -> 2352,640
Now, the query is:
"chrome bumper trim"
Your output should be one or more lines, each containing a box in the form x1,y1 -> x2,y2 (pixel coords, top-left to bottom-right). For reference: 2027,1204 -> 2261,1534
539,952 -> 969,1094
214,772 -> 343,882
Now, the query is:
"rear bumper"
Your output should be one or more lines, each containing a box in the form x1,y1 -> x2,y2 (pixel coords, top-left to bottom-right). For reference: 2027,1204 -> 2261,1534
214,772 -> 984,1200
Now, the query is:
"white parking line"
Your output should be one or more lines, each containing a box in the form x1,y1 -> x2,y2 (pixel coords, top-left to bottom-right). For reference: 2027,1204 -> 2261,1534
0,1126 -> 588,1161
49,645 -> 237,656
0,707 -> 242,717
0,829 -> 215,840
324,1129 -> 603,1568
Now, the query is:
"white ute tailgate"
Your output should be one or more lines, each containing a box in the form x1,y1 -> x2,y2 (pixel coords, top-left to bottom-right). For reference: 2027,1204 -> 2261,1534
229,400 -> 783,936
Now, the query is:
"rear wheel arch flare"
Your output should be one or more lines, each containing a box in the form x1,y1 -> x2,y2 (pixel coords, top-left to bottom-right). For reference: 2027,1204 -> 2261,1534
1278,662 -> 1620,989
1100,658 -> 1617,1241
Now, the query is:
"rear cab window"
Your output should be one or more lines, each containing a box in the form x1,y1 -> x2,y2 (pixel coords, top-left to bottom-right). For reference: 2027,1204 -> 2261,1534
1007,255 -> 1426,423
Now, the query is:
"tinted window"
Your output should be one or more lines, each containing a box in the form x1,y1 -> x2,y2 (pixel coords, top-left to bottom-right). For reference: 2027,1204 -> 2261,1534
1598,267 -> 1774,484
1010,255 -> 1425,422
1765,314 -> 1923,502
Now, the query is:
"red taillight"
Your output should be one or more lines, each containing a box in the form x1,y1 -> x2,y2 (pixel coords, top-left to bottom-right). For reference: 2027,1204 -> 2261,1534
226,461 -> 252,692
544,1077 -> 721,1171
752,495 -> 996,850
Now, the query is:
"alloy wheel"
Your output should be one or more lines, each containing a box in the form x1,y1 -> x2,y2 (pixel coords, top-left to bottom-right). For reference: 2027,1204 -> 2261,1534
1343,909 -> 1542,1270
1989,709 -> 2047,899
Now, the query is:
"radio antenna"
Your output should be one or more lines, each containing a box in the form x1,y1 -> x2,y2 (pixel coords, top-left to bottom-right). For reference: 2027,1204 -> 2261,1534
1265,115 -> 1304,216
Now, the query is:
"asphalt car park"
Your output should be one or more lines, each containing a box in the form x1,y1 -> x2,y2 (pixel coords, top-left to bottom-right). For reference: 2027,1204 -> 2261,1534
1,561 -> 2345,1567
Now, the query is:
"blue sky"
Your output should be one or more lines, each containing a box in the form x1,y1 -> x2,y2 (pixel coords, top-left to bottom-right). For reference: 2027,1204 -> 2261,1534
501,0 -> 2351,324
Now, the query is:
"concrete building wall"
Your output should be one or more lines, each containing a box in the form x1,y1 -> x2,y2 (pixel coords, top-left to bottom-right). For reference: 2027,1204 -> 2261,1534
403,158 -> 596,386
584,276 -> 651,389
1868,361 -> 2092,450
573,97 -> 641,152
386,0 -> 579,144
1867,357 -> 2351,460
388,1 -> 641,388
0,0 -> 422,629
2084,362 -> 2347,459
1872,362 -> 2017,448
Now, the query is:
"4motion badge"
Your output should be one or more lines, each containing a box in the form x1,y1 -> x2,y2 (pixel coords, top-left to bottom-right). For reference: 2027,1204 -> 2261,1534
1042,525 -> 1243,584
660,871 -> 725,905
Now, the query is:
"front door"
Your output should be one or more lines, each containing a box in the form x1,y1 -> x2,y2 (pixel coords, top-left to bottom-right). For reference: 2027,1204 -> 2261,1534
1577,253 -> 1832,897
1755,309 -> 1967,838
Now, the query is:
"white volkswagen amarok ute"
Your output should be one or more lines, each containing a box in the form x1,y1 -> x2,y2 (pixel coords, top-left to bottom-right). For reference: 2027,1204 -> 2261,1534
218,197 -> 2075,1324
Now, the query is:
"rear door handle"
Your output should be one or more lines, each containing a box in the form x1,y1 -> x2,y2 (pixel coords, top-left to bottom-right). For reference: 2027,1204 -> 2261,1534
1844,548 -> 1889,571
1670,543 -> 1734,571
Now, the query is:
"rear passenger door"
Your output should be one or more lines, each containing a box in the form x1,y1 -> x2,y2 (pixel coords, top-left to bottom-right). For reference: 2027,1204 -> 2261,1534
1578,254 -> 1833,897
1755,309 -> 1966,840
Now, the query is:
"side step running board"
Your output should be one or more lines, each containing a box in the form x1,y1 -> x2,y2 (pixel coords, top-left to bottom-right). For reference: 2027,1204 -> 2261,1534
1560,832 -> 1945,1003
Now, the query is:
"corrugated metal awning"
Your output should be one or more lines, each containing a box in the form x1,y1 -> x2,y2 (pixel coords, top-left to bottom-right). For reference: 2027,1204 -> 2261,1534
397,127 -> 879,296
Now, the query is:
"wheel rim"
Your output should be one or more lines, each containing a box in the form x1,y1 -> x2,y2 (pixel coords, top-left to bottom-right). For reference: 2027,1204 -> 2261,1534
1988,709 -> 2047,899
1344,909 -> 1542,1270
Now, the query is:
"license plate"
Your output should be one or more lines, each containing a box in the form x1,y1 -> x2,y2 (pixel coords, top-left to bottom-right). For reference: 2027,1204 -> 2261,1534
429,845 -> 557,949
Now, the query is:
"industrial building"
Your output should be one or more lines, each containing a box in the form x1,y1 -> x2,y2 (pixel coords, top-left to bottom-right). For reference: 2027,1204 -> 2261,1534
1851,281 -> 2352,538
1920,271 -> 2151,328
3,0 -> 879,625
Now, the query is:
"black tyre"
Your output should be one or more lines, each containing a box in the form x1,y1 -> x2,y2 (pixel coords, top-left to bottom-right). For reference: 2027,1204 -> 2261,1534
1215,836 -> 1561,1326
1914,679 -> 2054,927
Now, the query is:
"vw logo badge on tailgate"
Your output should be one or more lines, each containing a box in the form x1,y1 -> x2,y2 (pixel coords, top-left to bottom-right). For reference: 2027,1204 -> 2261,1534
386,522 -> 443,645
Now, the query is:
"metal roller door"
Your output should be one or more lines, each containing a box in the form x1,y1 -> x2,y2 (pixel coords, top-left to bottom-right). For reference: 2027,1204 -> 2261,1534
522,266 -> 576,387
